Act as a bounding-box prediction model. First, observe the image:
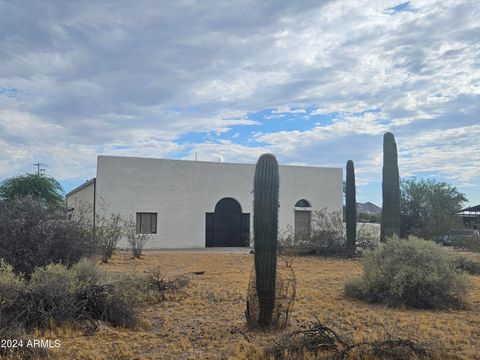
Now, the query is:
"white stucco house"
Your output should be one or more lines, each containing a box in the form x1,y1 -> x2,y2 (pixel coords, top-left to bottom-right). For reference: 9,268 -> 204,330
66,155 -> 342,249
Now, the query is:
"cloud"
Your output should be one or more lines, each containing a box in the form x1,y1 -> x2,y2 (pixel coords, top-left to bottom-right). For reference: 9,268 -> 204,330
0,0 -> 479,203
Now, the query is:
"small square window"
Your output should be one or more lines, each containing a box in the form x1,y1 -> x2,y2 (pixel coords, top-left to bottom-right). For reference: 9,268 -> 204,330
136,212 -> 157,234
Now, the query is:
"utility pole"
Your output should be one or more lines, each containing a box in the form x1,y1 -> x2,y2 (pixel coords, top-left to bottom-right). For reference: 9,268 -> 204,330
33,163 -> 47,176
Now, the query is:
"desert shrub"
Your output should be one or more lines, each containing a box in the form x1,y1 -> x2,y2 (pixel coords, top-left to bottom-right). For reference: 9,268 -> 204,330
267,318 -> 451,360
70,257 -> 103,290
28,262 -> 137,328
278,217 -> 380,259
355,223 -> 380,255
277,225 -> 300,267
309,210 -> 346,256
113,273 -> 157,305
0,196 -> 95,276
29,263 -> 74,296
168,275 -> 190,291
0,259 -> 25,308
9,289 -> 80,329
145,267 -> 190,292
75,283 -> 137,328
114,268 -> 190,305
0,279 -> 25,333
124,217 -> 150,258
277,210 -> 347,257
358,212 -> 381,223
0,259 -> 139,332
0,257 -> 191,335
454,255 -> 480,275
94,212 -> 123,263
345,236 -> 469,309
452,233 -> 480,252
23,264 -> 79,328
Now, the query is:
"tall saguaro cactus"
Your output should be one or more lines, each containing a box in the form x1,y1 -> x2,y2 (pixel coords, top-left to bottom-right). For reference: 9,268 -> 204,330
381,132 -> 401,241
345,160 -> 356,257
253,153 -> 279,328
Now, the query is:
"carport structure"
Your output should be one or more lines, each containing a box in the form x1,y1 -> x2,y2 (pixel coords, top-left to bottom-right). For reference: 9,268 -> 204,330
457,205 -> 480,227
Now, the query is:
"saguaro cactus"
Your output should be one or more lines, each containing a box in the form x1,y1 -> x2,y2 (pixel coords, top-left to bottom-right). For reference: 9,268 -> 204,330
381,132 -> 401,241
345,160 -> 356,257
253,153 -> 279,327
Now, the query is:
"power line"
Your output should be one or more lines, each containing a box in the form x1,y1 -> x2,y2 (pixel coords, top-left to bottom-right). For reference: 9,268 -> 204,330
33,163 -> 47,176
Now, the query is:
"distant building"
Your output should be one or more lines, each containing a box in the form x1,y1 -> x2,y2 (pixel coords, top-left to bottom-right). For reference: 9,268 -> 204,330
457,205 -> 480,227
66,156 -> 343,249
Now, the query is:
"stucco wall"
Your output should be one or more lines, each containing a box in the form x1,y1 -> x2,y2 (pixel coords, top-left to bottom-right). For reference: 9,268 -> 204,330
95,155 -> 342,249
66,180 -> 95,219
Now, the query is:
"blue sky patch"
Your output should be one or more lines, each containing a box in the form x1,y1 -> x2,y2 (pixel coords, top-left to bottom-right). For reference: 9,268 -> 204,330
174,106 -> 344,148
246,106 -> 338,133
386,2 -> 415,15
0,87 -> 19,98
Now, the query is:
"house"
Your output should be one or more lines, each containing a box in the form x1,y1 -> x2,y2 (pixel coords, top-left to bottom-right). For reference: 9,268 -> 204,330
66,155 -> 343,249
457,205 -> 480,227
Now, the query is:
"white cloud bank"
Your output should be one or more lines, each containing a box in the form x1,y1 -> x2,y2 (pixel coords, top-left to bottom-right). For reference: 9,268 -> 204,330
0,0 -> 479,202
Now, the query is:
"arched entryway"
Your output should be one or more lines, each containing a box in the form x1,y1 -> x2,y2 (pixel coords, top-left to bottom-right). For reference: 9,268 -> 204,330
294,199 -> 312,240
205,198 -> 250,247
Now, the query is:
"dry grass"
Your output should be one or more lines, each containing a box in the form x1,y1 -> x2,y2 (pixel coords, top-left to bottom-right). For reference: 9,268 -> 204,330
27,250 -> 480,359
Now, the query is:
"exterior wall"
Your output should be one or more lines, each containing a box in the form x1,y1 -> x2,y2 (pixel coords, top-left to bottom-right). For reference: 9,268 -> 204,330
95,155 -> 342,249
66,180 -> 95,219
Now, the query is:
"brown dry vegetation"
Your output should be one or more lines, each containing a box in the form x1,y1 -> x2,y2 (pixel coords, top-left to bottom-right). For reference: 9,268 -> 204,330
30,250 -> 480,359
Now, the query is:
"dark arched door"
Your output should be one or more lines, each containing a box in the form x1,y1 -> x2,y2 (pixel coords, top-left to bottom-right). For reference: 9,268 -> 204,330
206,198 -> 250,247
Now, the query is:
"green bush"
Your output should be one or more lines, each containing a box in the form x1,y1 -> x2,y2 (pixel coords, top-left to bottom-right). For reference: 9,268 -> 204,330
29,263 -> 74,296
71,257 -> 102,290
75,283 -> 137,328
0,259 -> 25,308
309,210 -> 346,256
114,273 -> 157,305
1,264 -> 76,329
0,258 -> 190,335
345,237 -> 469,309
113,269 -> 189,305
0,259 -> 138,331
278,216 -> 380,259
452,233 -> 480,253
356,223 -> 380,255
0,196 -> 95,276
124,216 -> 150,258
454,255 -> 480,275
94,211 -> 123,263
24,264 -> 79,328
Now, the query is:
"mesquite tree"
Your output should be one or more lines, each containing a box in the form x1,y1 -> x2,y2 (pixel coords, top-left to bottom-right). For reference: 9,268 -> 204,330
253,153 -> 279,328
345,160 -> 356,257
381,132 -> 401,241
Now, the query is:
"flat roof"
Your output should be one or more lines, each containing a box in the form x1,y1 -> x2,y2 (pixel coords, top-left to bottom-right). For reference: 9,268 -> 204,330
459,205 -> 480,213
97,155 -> 342,171
65,178 -> 95,198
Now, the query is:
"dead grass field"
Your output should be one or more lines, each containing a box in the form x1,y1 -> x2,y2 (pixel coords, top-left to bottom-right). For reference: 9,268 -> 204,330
37,250 -> 480,359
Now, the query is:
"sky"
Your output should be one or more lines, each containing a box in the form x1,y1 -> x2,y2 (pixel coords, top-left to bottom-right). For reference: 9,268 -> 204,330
0,0 -> 479,206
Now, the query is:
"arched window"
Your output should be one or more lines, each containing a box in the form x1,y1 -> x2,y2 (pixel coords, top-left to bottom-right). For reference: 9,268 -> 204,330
214,197 -> 242,213
295,199 -> 311,208
294,199 -> 311,240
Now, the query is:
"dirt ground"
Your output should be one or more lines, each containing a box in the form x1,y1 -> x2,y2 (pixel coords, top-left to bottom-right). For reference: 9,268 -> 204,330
40,250 -> 480,359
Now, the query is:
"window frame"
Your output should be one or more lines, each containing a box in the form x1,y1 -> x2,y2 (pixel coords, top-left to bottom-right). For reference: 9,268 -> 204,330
136,212 -> 157,234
